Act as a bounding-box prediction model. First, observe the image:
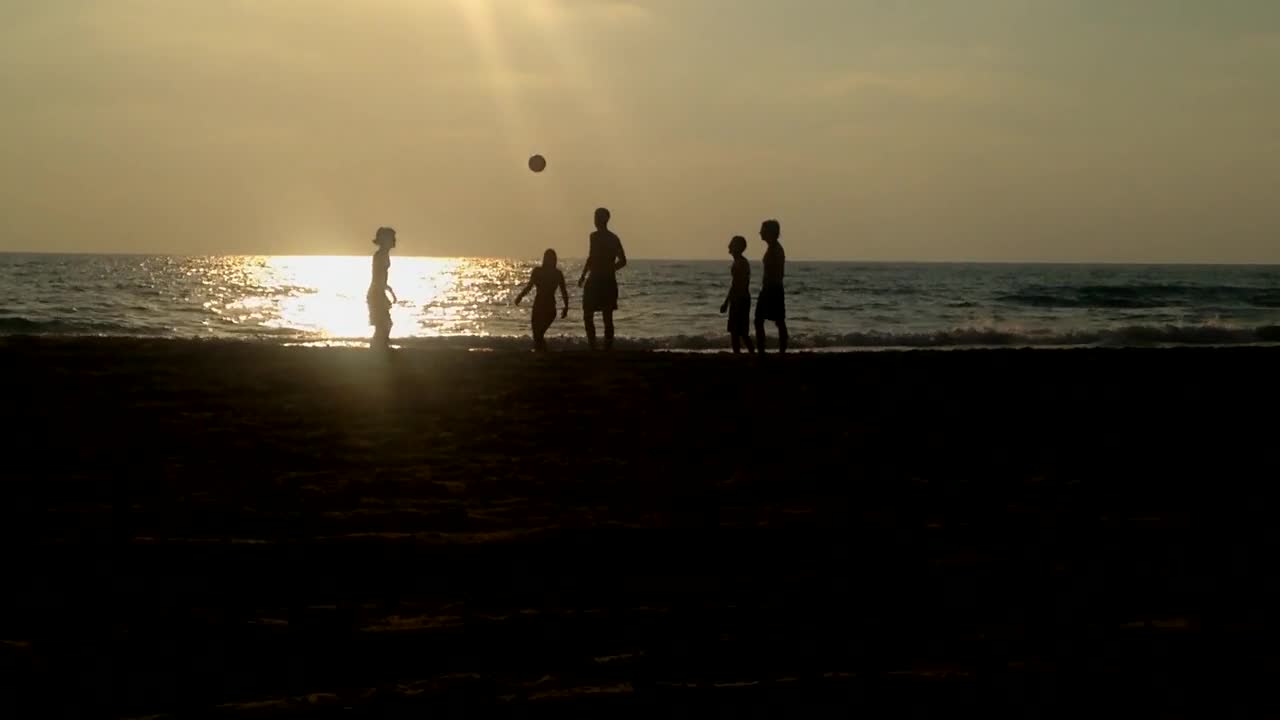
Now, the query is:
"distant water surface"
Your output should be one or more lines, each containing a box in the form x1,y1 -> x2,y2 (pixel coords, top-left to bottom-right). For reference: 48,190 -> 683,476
2,254 -> 1279,349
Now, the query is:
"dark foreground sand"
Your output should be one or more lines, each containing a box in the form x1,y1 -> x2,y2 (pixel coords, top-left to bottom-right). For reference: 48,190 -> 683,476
2,338 -> 1279,716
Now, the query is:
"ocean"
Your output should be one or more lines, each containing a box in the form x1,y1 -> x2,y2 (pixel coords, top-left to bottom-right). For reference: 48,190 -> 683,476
2,253 -> 1279,350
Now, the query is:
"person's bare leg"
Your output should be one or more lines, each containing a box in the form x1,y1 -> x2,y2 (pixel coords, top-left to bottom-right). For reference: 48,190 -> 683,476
755,317 -> 768,354
584,313 -> 597,350
743,334 -> 756,354
603,310 -> 615,351
777,320 -> 789,353
373,324 -> 390,350
731,335 -> 742,354
532,321 -> 545,352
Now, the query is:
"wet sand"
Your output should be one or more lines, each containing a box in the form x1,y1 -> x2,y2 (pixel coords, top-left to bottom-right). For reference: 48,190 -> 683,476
2,338 -> 1279,716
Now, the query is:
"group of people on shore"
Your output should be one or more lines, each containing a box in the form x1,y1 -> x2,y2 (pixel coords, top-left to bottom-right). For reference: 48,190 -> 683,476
366,208 -> 788,353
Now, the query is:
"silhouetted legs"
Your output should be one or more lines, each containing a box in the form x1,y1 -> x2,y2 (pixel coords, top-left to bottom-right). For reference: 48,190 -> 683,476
532,322 -> 547,352
755,318 -> 787,354
532,309 -> 554,352
584,310 -> 615,350
369,295 -> 392,351
372,322 -> 391,351
731,333 -> 756,354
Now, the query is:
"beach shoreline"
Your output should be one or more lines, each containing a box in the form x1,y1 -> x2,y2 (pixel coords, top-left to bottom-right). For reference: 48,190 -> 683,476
3,338 -> 1279,714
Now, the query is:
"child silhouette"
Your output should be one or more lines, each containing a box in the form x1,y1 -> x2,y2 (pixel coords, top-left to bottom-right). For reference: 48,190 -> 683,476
720,235 -> 755,354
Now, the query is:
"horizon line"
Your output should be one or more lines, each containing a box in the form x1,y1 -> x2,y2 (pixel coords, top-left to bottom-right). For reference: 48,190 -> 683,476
2,250 -> 1279,267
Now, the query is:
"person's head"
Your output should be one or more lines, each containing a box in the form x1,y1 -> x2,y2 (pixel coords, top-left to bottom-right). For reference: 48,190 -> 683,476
374,226 -> 397,250
542,248 -> 558,269
728,235 -> 747,256
760,219 -> 781,244
594,207 -> 611,230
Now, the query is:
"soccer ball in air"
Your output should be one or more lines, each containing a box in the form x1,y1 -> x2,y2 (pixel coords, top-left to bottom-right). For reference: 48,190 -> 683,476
528,154 -> 547,173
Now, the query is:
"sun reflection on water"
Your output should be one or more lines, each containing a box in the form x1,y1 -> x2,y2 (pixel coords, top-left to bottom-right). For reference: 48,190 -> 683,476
209,255 -> 529,340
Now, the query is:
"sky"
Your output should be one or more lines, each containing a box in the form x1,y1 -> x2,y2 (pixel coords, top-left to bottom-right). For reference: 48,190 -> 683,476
1,0 -> 1278,262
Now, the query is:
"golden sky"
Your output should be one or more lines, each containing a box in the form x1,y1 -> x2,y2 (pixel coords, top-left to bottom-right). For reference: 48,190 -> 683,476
2,0 -> 1278,261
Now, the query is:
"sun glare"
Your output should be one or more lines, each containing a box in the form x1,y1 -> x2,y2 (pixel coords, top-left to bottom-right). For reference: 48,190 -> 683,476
220,255 -> 474,340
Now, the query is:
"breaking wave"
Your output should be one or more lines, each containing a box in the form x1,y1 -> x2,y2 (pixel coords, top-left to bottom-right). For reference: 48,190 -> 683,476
997,284 -> 1280,310
374,324 -> 1280,351
6,315 -> 1279,351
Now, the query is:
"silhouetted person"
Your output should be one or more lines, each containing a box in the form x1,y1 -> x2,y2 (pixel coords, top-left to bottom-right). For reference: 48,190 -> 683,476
514,248 -> 569,352
720,235 -> 756,354
577,207 -> 627,350
754,219 -> 788,353
368,227 -> 398,350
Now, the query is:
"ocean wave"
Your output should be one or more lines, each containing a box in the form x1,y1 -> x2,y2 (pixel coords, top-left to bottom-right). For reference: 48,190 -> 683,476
6,314 -> 1279,350
359,324 -> 1280,351
0,317 -> 167,335
998,284 -> 1280,310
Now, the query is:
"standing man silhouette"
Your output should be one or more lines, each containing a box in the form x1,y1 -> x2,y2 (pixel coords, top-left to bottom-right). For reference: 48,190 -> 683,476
577,207 -> 627,350
754,219 -> 788,353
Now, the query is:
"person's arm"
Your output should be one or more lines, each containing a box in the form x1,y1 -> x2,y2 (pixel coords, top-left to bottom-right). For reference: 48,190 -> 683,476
386,286 -> 397,303
514,274 -> 535,305
723,260 -> 741,312
577,254 -> 591,288
559,272 -> 569,318
614,238 -> 627,271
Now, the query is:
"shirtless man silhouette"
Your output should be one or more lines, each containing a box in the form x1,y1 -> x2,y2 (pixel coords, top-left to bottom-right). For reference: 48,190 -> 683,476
577,207 -> 627,350
754,219 -> 788,353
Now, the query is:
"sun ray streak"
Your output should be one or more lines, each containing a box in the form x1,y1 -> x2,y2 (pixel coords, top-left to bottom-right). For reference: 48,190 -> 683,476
451,0 -> 534,159
524,0 -> 642,202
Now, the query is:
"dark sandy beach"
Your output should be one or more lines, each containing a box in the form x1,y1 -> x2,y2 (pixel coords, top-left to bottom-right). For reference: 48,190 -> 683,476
2,338 -> 1279,716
